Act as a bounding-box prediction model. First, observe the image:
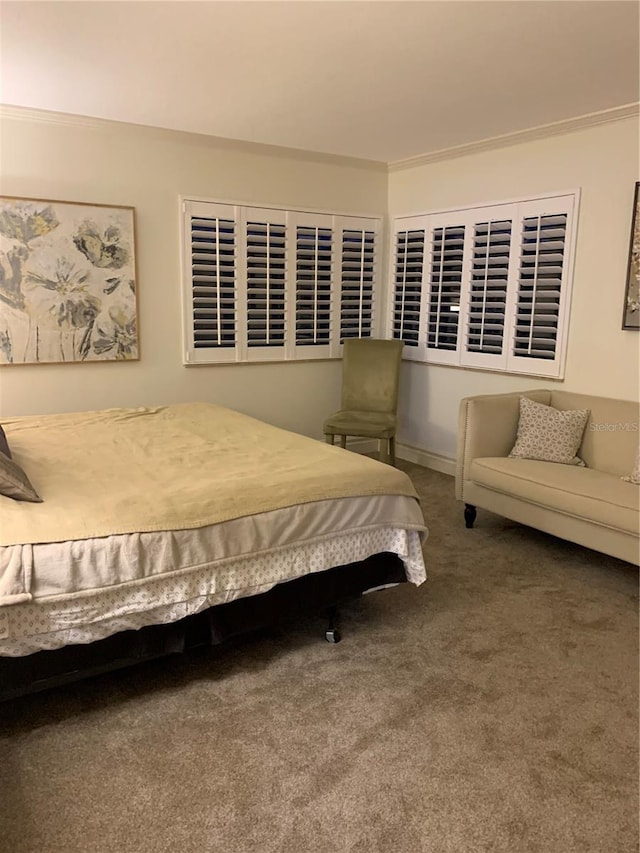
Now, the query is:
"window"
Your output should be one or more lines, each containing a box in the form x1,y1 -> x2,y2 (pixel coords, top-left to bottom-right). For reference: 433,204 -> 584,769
389,192 -> 579,378
247,220 -> 286,349
340,227 -> 376,341
189,212 -> 236,354
392,227 -> 424,347
182,200 -> 381,364
295,222 -> 332,348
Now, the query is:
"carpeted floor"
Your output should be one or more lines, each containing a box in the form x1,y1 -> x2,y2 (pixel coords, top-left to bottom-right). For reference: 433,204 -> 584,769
0,463 -> 637,853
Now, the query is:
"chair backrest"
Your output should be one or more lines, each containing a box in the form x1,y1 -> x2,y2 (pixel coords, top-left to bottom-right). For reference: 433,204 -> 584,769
341,338 -> 404,414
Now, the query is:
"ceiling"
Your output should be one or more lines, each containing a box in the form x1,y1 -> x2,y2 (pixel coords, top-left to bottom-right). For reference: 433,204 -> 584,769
1,1 -> 638,164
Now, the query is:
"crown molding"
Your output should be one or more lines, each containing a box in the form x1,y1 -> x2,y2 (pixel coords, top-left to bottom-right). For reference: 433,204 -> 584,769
2,101 -> 637,173
0,104 -> 387,172
388,103 -> 640,173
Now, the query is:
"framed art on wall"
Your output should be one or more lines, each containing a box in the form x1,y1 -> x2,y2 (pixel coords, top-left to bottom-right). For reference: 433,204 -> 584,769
0,196 -> 139,364
622,181 -> 640,330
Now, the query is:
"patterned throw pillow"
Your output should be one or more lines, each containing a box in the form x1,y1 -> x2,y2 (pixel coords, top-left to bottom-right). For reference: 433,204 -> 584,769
509,396 -> 589,466
622,449 -> 640,485
0,450 -> 42,502
0,425 -> 11,459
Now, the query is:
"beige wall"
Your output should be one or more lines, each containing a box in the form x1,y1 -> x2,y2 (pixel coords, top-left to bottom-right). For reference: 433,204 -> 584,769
2,110 -> 639,459
389,117 -> 640,460
0,110 -> 387,437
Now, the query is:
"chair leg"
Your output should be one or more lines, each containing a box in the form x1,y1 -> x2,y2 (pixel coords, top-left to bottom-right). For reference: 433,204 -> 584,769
379,439 -> 390,465
389,436 -> 396,466
339,435 -> 347,449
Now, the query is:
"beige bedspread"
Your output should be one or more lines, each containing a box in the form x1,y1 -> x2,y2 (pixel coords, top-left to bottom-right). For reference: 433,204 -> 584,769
1,403 -> 417,550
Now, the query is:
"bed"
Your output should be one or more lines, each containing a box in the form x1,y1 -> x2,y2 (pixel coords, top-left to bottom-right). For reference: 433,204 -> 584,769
0,402 -> 427,699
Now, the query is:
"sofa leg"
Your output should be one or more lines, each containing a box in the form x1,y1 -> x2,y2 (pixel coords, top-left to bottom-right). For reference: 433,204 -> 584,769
464,504 -> 477,529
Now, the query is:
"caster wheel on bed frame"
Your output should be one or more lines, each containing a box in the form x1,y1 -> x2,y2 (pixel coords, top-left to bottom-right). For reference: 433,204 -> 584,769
325,628 -> 341,643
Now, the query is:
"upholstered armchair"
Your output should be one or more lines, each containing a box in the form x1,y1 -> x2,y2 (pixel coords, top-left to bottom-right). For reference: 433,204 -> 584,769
323,338 -> 404,465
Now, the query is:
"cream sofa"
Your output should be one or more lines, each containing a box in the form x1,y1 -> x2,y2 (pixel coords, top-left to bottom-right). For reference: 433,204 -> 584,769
456,390 -> 640,565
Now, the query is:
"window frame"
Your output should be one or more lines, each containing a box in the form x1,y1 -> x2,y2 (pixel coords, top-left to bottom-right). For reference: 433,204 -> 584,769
181,196 -> 383,365
387,190 -> 580,379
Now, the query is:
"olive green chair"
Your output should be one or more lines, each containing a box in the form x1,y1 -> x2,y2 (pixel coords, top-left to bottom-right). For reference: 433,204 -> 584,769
323,338 -> 404,465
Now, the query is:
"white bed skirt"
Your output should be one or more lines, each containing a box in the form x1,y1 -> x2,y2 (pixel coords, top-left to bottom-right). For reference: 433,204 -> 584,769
0,527 -> 426,657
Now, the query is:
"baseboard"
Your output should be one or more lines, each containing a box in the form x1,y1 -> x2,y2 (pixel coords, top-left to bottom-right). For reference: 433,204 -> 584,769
397,442 -> 456,477
347,437 -> 456,477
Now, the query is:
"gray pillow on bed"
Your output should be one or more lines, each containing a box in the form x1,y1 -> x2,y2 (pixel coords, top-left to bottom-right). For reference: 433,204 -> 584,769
0,450 -> 42,502
0,425 -> 11,459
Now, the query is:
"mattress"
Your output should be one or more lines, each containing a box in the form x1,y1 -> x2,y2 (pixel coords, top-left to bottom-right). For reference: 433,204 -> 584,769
0,403 -> 428,657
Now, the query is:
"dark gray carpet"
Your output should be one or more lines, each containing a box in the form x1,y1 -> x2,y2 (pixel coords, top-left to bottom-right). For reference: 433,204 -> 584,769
0,463 -> 637,853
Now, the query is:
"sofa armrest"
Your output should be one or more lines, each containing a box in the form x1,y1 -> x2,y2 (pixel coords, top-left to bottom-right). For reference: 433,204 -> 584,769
455,390 -> 551,500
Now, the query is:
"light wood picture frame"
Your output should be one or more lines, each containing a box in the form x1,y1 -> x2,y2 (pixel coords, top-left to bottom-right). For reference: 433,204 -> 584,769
0,196 -> 139,363
622,181 -> 640,330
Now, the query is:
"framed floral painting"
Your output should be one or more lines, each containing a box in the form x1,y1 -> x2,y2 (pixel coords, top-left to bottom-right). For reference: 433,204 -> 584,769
622,181 -> 640,330
0,196 -> 139,363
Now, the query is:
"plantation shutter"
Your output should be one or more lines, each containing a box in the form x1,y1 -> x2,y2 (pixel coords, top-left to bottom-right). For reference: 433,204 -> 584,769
293,215 -> 333,356
391,217 -> 427,360
426,220 -> 466,364
390,192 -> 577,377
459,206 -> 517,371
182,199 -> 380,364
340,227 -> 376,342
245,218 -> 286,353
507,195 -> 576,377
513,215 -> 566,358
184,201 -> 238,363
466,219 -> 511,354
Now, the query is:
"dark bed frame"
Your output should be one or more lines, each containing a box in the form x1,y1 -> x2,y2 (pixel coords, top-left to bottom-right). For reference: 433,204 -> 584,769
0,552 -> 407,702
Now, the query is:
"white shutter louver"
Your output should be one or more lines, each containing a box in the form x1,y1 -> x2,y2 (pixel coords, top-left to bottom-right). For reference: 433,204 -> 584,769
296,225 -> 332,346
467,219 -> 511,355
190,215 -> 236,349
340,228 -> 375,341
246,220 -> 286,348
427,225 -> 464,351
392,228 -> 424,347
513,213 -> 567,360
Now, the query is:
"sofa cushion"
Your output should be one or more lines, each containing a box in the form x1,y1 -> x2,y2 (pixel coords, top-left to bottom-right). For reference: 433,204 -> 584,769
470,457 -> 639,535
509,397 -> 588,466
